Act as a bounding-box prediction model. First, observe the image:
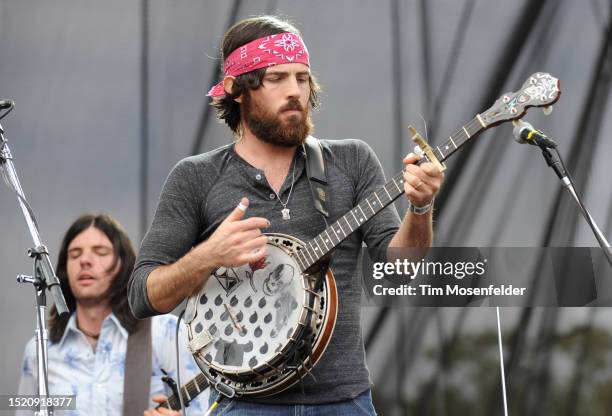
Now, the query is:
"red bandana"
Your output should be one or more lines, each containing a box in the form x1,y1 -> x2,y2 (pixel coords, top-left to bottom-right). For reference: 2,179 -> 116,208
207,32 -> 310,97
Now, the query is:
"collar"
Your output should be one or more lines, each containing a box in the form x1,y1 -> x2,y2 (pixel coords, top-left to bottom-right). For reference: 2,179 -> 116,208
59,312 -> 128,347
231,145 -> 306,198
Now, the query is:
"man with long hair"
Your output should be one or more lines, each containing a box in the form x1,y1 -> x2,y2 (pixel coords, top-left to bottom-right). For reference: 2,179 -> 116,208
129,15 -> 443,415
18,214 -> 207,415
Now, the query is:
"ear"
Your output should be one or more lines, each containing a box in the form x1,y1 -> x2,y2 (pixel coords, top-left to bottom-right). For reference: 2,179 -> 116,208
223,76 -> 242,103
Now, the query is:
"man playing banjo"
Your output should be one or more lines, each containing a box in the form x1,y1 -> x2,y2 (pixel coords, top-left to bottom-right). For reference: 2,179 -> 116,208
129,15 -> 444,415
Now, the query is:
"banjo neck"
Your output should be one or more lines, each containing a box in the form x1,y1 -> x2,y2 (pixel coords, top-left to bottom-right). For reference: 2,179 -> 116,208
157,373 -> 209,410
292,71 -> 562,272
292,115 -> 485,273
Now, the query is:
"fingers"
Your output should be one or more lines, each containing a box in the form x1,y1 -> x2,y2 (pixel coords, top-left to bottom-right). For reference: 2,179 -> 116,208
402,154 -> 438,189
151,395 -> 168,404
403,156 -> 444,182
225,227 -> 267,253
403,165 -> 432,195
214,235 -> 267,266
404,165 -> 427,186
241,235 -> 269,253
402,152 -> 443,176
203,198 -> 271,268
223,197 -> 250,223
144,396 -> 173,416
240,244 -> 269,265
421,162 -> 444,178
403,152 -> 421,165
403,168 -> 441,194
237,228 -> 263,242
403,172 -> 427,198
401,154 -> 444,207
143,408 -> 180,416
221,197 -> 270,233
233,216 -> 271,232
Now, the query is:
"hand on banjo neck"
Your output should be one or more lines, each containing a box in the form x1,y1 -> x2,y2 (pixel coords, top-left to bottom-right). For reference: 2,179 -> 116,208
401,152 -> 444,210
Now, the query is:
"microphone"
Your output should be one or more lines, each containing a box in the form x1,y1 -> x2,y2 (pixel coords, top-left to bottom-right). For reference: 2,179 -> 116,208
0,100 -> 14,109
512,120 -> 557,148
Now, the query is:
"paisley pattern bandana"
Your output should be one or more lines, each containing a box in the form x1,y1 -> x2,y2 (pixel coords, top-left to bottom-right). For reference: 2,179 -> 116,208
207,32 -> 310,97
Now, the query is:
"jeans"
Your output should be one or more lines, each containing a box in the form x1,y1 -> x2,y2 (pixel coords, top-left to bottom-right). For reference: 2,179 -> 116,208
206,389 -> 377,416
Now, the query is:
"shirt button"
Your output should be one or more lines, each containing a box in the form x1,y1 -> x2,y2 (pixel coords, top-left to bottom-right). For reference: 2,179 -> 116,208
255,174 -> 262,180
269,193 -> 276,199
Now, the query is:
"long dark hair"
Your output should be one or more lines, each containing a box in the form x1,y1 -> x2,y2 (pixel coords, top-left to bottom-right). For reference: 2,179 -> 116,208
211,15 -> 321,134
48,214 -> 138,343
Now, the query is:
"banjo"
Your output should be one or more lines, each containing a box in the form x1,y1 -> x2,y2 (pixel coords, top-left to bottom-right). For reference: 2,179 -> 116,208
184,72 -> 561,398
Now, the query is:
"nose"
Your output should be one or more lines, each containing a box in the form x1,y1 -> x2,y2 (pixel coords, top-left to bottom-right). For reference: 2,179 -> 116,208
284,76 -> 301,99
79,250 -> 93,268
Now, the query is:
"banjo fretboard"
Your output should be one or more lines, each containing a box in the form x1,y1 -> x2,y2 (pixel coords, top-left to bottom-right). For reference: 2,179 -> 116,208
158,373 -> 209,410
292,116 -> 486,272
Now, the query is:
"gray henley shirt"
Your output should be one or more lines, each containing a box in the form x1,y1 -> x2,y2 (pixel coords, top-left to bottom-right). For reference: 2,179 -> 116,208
128,138 -> 401,404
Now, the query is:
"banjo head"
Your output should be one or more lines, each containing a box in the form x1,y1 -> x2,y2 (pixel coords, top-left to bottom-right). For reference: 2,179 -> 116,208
185,233 -> 336,396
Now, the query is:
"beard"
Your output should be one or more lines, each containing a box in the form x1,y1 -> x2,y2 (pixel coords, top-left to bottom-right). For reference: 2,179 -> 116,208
242,93 -> 313,147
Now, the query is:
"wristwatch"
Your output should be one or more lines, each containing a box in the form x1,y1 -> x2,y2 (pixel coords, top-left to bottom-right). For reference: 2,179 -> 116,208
408,198 -> 434,215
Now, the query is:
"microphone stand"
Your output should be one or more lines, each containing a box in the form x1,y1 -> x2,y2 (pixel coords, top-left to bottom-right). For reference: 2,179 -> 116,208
538,142 -> 612,269
0,115 -> 68,416
493,126 -> 612,416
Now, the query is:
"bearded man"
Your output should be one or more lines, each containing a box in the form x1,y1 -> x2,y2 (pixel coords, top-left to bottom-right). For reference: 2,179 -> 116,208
129,15 -> 444,415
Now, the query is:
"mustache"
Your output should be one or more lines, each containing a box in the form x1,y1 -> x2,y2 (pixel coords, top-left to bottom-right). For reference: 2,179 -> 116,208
279,100 -> 304,112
